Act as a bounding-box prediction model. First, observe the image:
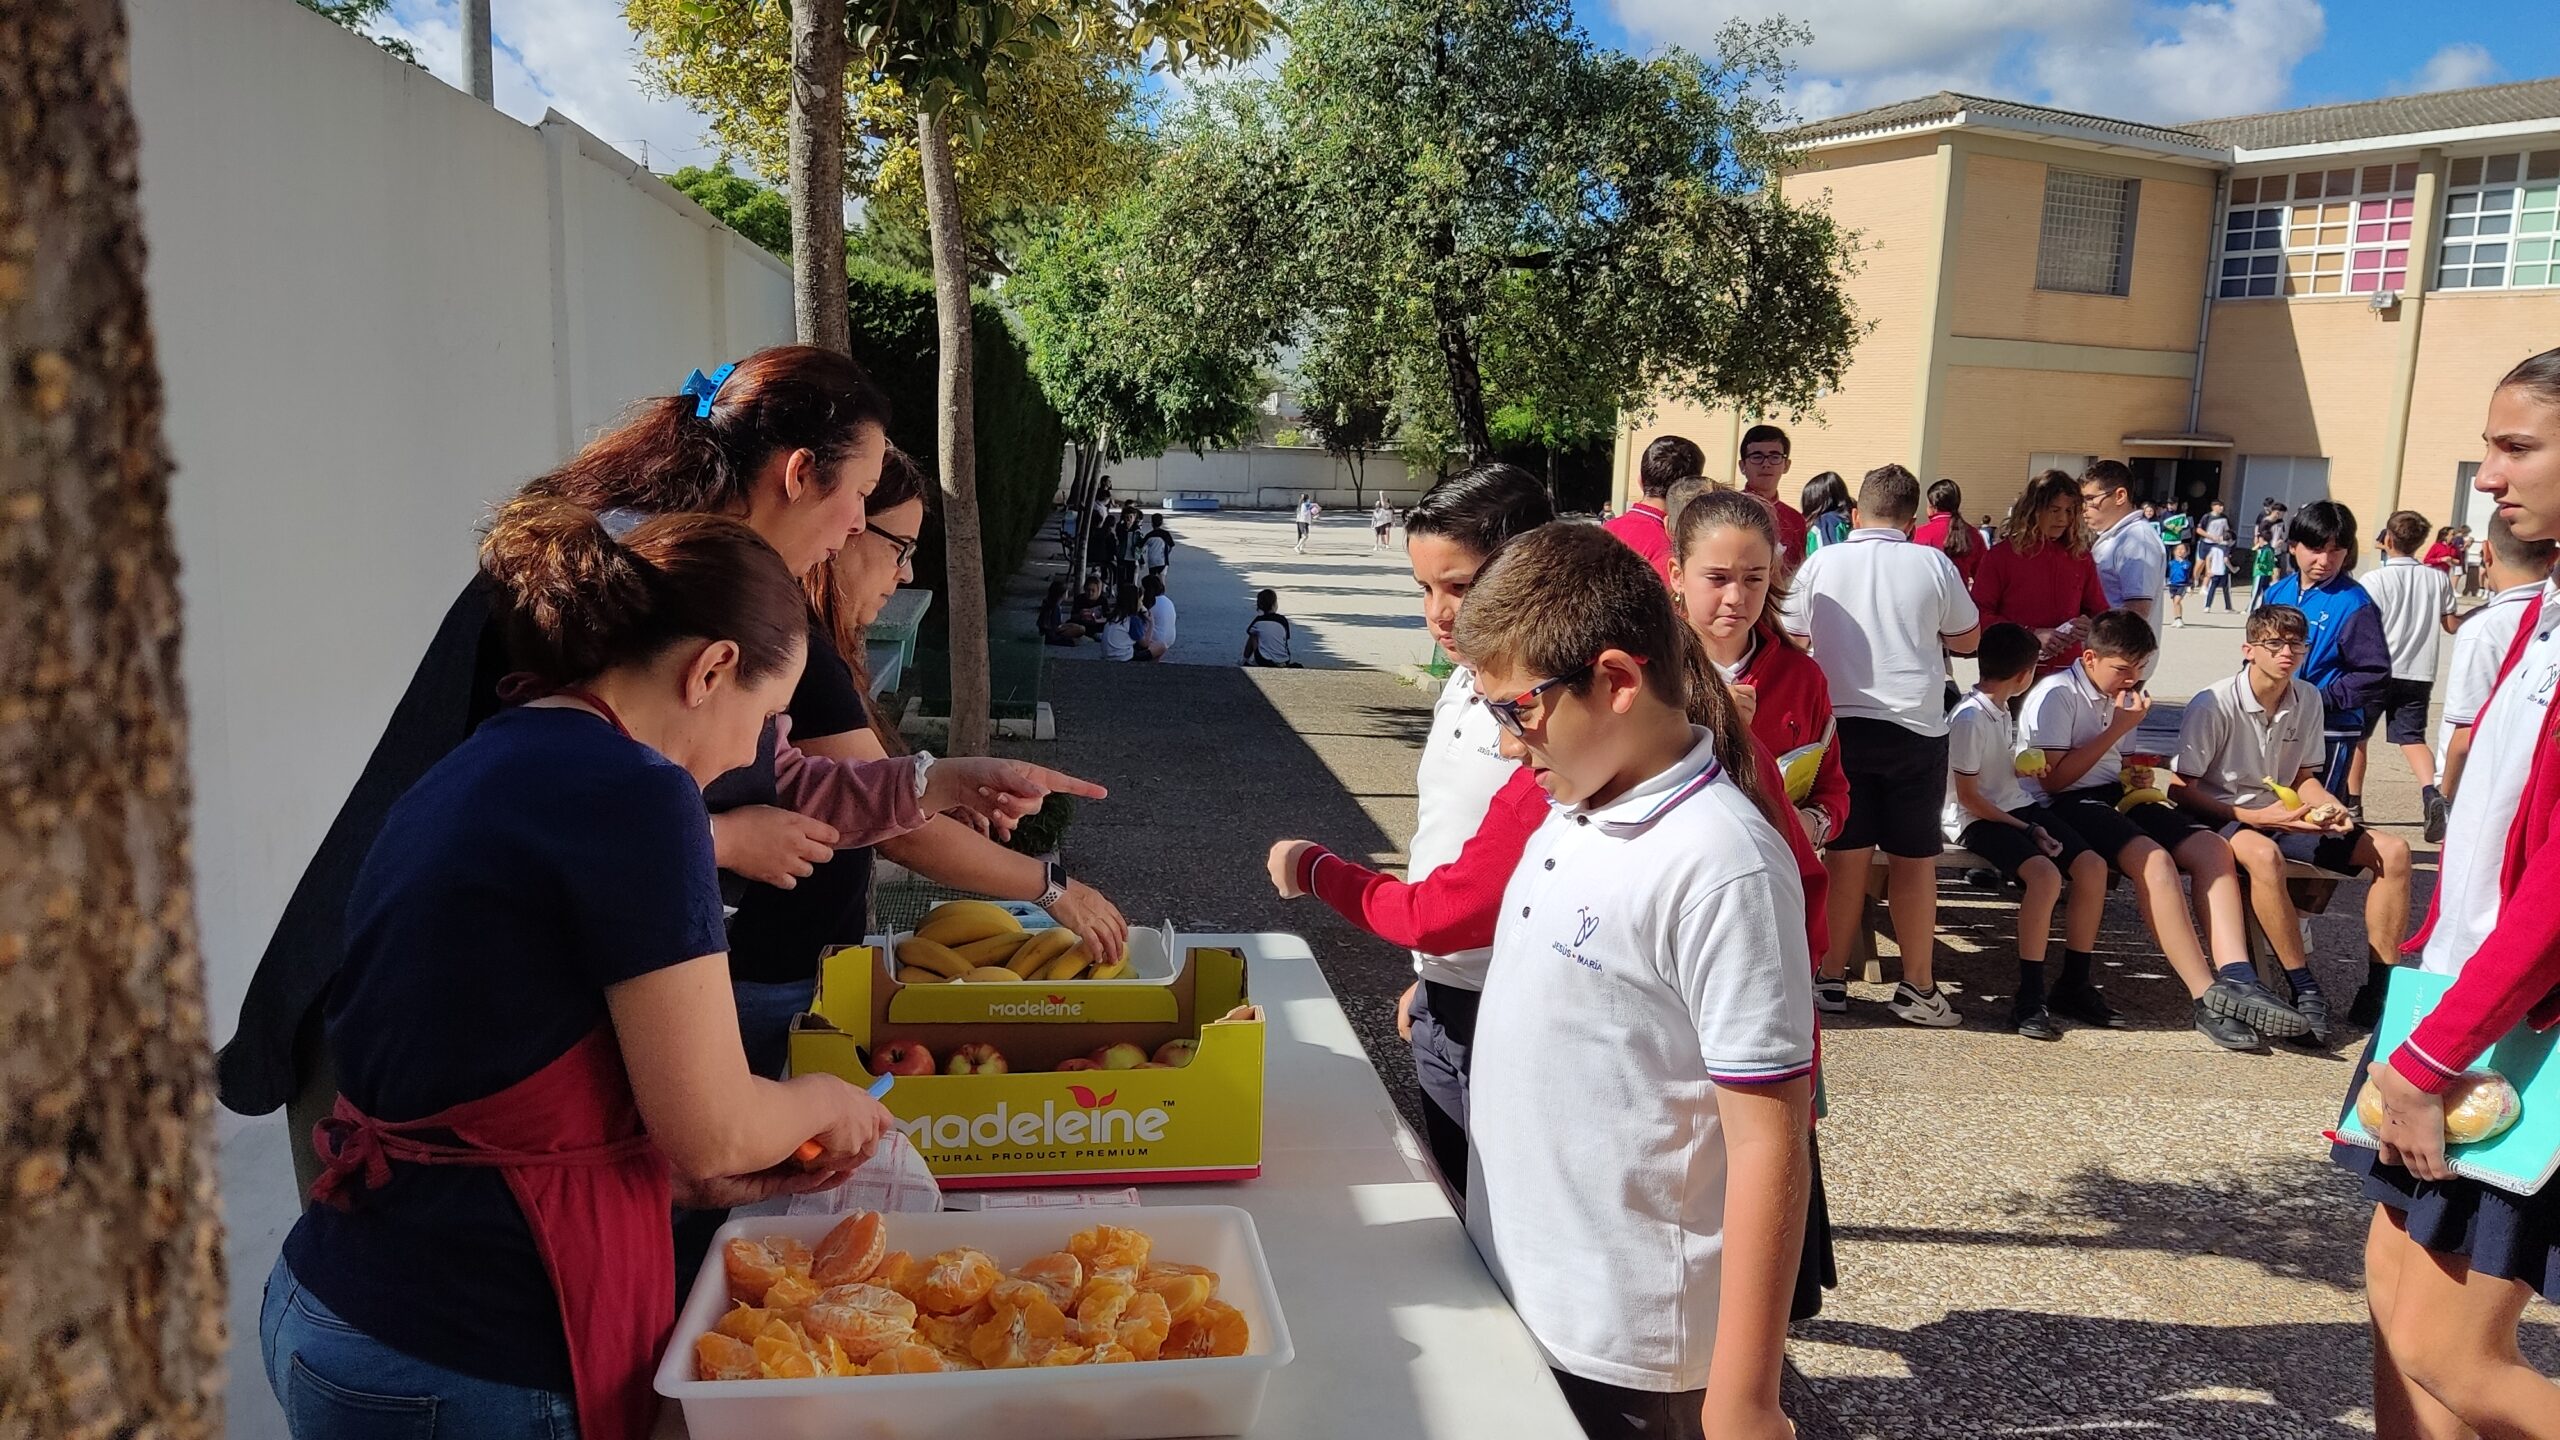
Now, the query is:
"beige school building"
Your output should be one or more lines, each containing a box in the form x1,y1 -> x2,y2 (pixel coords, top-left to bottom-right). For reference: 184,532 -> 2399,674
1617,77 -> 2560,535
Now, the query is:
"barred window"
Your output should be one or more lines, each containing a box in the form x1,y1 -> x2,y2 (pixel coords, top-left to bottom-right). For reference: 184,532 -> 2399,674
2037,170 -> 2139,296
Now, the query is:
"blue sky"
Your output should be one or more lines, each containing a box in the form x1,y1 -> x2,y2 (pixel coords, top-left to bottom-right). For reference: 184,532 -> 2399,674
364,0 -> 2559,177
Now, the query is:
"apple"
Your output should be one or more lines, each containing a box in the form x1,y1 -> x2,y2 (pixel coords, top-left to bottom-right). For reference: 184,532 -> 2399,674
1152,1039 -> 1198,1068
946,1042 -> 1009,1077
871,1040 -> 935,1078
1089,1042 -> 1149,1071
1055,1057 -> 1102,1072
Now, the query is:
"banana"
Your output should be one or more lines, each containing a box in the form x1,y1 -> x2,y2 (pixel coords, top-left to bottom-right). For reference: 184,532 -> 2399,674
1085,958 -> 1131,981
962,966 -> 1021,983
1035,947 -> 1091,982
915,900 -> 1023,947
2115,787 -> 2170,812
895,937 -> 976,980
2262,775 -> 2304,809
953,933 -> 1031,968
1005,928 -> 1081,978
896,964 -> 948,985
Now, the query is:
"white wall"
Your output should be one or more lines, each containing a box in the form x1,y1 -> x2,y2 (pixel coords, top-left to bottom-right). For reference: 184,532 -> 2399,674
128,0 -> 795,1051
1070,445 -> 1427,510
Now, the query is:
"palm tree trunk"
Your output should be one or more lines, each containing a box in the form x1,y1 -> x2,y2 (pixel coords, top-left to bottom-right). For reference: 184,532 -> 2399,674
917,108 -> 990,755
787,0 -> 850,353
0,4 -> 227,1434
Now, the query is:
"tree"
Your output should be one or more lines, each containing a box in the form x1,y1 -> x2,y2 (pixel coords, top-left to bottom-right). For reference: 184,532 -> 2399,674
1296,317 -> 1397,507
1,4 -> 226,1436
299,0 -> 420,62
669,162 -> 796,256
1155,0 -> 1858,461
790,0 -> 852,352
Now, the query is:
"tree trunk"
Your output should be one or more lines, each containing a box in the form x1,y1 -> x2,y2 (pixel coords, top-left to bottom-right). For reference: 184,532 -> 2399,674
0,5 -> 227,1436
1426,263 -> 1491,458
918,109 -> 990,756
787,0 -> 850,353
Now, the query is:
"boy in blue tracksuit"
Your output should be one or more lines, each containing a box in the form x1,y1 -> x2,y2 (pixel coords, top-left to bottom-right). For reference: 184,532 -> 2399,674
2262,500 -> 2393,816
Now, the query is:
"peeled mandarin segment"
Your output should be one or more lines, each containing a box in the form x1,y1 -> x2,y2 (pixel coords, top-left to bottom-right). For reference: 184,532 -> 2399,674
1083,1342 -> 1138,1365
760,1272 -> 819,1316
1074,1276 -> 1137,1330
1163,1299 -> 1250,1360
714,1303 -> 774,1343
754,1333 -> 820,1379
869,1251 -> 927,1301
1114,1291 -> 1172,1360
802,1283 -> 919,1361
695,1331 -> 760,1381
968,1291 -> 1068,1370
771,1236 -> 814,1272
811,1211 -> 889,1287
988,1278 -> 1056,1314
1033,1342 -> 1092,1367
823,1336 -> 860,1378
1013,1251 -> 1086,1309
1065,1224 -> 1152,1276
865,1342 -> 948,1375
723,1238 -> 790,1305
914,1301 -> 990,1358
1065,1319 -> 1115,1350
917,1248 -> 1001,1315
1137,1270 -> 1213,1324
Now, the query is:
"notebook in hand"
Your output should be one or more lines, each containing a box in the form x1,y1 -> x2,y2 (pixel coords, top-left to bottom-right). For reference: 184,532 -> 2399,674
2333,966 -> 2560,1197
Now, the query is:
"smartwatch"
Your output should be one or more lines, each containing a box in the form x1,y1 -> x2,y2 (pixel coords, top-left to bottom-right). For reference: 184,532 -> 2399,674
1036,859 -> 1069,909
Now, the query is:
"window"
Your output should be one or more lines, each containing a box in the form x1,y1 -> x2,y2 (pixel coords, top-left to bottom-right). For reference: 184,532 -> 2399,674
2239,455 -> 2330,515
2219,163 -> 2415,299
2027,451 -> 2092,480
2438,150 -> 2560,290
2037,171 -> 2139,295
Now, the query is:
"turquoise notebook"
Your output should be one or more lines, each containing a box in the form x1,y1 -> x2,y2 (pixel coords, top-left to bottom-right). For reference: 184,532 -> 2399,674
2333,967 -> 2560,1196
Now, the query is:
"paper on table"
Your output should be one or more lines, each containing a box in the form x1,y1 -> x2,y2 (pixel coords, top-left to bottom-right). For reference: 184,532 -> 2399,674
976,1189 -> 1143,1210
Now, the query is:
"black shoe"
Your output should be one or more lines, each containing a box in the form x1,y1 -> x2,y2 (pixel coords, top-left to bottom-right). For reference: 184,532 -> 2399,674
2047,981 -> 2128,1029
1963,867 -> 2006,892
2286,985 -> 2333,1048
2194,999 -> 2267,1052
2347,974 -> 2387,1030
2203,975 -> 2311,1038
2014,1007 -> 2064,1042
2422,785 -> 2449,845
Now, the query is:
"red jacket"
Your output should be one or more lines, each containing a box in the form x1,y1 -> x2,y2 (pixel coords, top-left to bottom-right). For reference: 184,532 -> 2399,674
1733,626 -> 1849,841
1603,502 -> 1676,587
1911,513 -> 1982,584
1971,540 -> 2110,672
2392,591 -> 2560,1093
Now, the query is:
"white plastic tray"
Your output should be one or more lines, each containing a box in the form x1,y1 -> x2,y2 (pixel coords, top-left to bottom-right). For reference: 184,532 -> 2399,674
654,1205 -> 1294,1440
874,919 -> 1182,983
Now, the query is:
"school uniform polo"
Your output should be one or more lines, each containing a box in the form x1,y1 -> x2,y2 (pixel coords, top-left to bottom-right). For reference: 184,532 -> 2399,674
2171,672 -> 2326,812
2435,581 -> 2542,771
1466,728 -> 1813,1392
1408,667 -> 1517,990
2360,556 -> 2455,680
1942,691 -> 2033,842
1780,527 -> 1978,737
2420,579 -> 2560,979
2019,662 -> 2124,790
2091,510 -> 2167,610
1601,501 -> 1676,587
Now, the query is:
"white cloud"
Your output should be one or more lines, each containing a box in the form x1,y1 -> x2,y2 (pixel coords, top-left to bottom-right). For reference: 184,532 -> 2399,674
2397,42 -> 2498,96
378,0 -> 729,173
1609,0 -> 2328,125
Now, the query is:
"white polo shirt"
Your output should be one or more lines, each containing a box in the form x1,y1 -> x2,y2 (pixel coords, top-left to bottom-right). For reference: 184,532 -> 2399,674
1406,667 -> 1518,989
2422,582 -> 2560,977
2172,671 -> 2326,811
2435,581 -> 2543,770
2359,556 -> 2455,681
2018,661 -> 2124,790
1145,594 -> 1178,651
1942,690 -> 2034,840
2091,510 -> 2168,610
1780,527 -> 1979,738
1465,728 -> 1813,1392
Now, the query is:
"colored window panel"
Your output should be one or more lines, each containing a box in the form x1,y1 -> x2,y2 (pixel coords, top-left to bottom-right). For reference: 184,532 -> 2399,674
2486,155 -> 2520,185
2451,157 -> 2484,187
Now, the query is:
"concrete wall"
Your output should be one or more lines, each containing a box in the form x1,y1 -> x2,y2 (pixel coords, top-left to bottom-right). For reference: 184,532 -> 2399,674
129,0 -> 794,1051
1081,445 -> 1428,511
1935,367 -> 2195,518
2198,298 -> 2409,521
2399,291 -> 2560,527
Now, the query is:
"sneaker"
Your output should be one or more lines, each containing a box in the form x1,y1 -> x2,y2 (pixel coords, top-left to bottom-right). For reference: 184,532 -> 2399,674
1813,977 -> 1849,1014
2047,981 -> 2128,1029
2346,974 -> 2387,1030
1962,867 -> 2006,892
2194,998 -> 2266,1052
2286,985 -> 2333,1048
2422,785 -> 2449,845
2014,1007 -> 2064,1042
1888,983 -> 1962,1028
2202,975 -> 2311,1038
2171,618 -> 2186,628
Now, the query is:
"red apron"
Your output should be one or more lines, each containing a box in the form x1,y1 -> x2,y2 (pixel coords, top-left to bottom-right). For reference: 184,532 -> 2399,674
310,1026 -> 673,1440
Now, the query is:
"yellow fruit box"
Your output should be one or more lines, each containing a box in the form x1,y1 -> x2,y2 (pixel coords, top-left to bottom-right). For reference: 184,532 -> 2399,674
788,930 -> 1265,1189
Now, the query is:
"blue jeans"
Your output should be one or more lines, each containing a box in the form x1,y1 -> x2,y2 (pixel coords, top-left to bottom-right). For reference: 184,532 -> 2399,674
260,1256 -> 579,1440
732,977 -> 816,1079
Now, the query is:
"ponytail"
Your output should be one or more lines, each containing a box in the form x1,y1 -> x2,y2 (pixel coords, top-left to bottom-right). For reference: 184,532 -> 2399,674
1927,478 -> 1973,559
480,496 -> 806,688
1676,624 -> 1782,832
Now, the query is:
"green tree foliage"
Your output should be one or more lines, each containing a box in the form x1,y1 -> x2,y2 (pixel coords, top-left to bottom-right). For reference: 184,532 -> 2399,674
1295,316 -> 1398,505
1151,0 -> 1858,460
667,162 -> 796,256
299,0 -> 418,62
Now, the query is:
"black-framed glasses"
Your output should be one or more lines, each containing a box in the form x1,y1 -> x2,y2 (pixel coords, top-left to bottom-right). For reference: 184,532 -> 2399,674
2252,638 -> 2311,655
1741,449 -> 1788,466
868,525 -> 921,570
1479,662 -> 1595,739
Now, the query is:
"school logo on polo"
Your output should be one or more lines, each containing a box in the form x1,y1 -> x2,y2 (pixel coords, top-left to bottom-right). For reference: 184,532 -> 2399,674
1550,907 -> 1603,971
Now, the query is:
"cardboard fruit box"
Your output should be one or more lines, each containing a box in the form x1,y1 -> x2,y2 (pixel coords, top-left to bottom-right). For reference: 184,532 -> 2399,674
788,927 -> 1265,1189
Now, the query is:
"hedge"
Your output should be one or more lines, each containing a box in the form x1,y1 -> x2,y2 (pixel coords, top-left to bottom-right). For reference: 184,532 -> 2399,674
846,261 -> 1066,622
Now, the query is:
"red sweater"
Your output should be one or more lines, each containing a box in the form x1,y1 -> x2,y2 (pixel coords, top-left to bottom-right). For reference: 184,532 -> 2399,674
1910,513 -> 1982,584
1603,502 -> 1676,587
1733,626 -> 1849,840
2392,591 -> 2560,1093
1970,540 -> 2110,672
1294,743 -> 1831,964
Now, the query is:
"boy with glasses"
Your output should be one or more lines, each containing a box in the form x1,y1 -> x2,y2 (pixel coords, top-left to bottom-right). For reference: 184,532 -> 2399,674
1737,424 -> 1811,567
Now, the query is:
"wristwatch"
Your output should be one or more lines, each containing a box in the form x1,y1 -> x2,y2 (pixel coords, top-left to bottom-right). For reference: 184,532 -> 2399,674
1036,859 -> 1069,909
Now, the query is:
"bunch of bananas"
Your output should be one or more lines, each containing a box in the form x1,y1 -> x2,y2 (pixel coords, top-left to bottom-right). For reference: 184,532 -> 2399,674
892,900 -> 1130,985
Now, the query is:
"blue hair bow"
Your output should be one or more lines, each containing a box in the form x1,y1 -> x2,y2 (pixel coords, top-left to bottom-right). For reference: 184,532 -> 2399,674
679,362 -> 737,418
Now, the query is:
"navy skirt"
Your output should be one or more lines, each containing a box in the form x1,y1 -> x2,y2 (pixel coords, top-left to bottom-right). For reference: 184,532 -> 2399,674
2334,1048 -> 2560,1302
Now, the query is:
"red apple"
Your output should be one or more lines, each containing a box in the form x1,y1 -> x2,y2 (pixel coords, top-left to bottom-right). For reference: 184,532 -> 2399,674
1089,1042 -> 1149,1071
946,1042 -> 1009,1076
871,1040 -> 935,1078
1152,1039 -> 1198,1069
1054,1057 -> 1102,1072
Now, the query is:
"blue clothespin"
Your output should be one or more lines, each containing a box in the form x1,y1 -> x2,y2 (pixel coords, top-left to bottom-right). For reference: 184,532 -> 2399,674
679,362 -> 737,418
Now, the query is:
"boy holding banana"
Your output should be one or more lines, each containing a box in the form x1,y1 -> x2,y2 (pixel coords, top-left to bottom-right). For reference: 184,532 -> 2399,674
2167,604 -> 2412,1046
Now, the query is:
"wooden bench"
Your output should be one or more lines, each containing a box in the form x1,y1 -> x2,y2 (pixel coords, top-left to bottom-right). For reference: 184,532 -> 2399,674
1851,845 -> 2351,984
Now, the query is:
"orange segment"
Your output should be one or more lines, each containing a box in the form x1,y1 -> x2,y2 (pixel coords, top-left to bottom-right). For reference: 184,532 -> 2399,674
760,1271 -> 819,1317
753,1333 -> 818,1379
722,1238 -> 791,1305
811,1211 -> 887,1287
916,1248 -> 1001,1316
1013,1251 -> 1086,1310
712,1303 -> 773,1343
1163,1299 -> 1251,1360
966,1290 -> 1068,1369
864,1342 -> 948,1375
1137,1270 -> 1213,1324
802,1282 -> 918,1361
1065,1224 -> 1151,1280
694,1331 -> 759,1381
1072,1276 -> 1137,1330
1114,1291 -> 1172,1361
869,1250 -> 928,1301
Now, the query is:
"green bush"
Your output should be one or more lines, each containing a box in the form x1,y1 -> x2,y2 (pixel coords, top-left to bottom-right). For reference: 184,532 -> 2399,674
845,261 -> 1067,621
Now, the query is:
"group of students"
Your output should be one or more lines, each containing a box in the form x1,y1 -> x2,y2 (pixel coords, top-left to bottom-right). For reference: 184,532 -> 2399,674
1269,352 -> 2560,1437
1040,568 -> 1178,661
